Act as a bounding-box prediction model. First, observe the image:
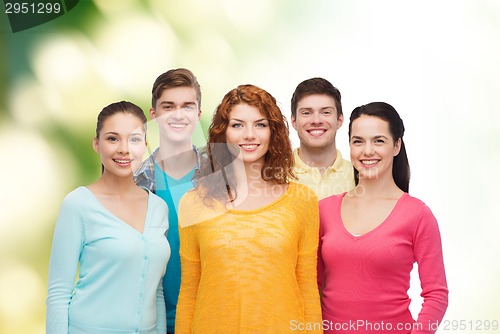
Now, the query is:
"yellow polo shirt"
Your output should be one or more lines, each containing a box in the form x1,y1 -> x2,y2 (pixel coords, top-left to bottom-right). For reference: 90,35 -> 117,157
293,148 -> 355,200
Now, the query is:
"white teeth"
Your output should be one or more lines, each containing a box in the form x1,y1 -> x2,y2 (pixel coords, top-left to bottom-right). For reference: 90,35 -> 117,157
114,159 -> 131,164
362,160 -> 378,165
241,145 -> 258,149
309,130 -> 325,135
170,124 -> 186,128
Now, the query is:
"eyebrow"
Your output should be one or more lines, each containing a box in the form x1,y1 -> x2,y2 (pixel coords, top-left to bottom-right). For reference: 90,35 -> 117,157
230,118 -> 268,123
351,135 -> 389,140
103,131 -> 143,136
159,101 -> 197,106
298,106 -> 336,111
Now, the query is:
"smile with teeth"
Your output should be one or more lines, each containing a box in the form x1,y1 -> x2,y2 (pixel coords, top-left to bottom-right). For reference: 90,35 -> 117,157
361,160 -> 379,165
240,144 -> 259,150
169,123 -> 187,128
307,129 -> 326,136
113,158 -> 132,164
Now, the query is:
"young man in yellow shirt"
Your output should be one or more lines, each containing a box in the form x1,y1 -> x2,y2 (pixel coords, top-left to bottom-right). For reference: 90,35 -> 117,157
291,77 -> 355,199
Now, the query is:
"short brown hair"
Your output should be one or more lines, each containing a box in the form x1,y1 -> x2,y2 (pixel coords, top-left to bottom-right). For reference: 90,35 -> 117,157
290,77 -> 342,119
151,68 -> 201,109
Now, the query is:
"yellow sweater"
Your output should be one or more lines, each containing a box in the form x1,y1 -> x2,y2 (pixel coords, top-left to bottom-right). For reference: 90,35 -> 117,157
176,182 -> 323,333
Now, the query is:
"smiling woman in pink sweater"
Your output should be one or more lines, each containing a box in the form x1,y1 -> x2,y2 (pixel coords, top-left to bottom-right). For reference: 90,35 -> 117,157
318,102 -> 448,334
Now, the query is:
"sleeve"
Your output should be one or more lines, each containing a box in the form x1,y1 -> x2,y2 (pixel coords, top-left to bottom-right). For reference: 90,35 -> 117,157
296,188 -> 323,333
175,196 -> 201,334
46,192 -> 85,334
411,205 -> 449,334
155,278 -> 167,333
156,209 -> 168,334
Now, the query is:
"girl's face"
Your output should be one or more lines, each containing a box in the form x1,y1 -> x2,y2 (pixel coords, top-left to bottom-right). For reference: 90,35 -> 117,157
225,103 -> 271,166
349,115 -> 401,182
93,112 -> 146,177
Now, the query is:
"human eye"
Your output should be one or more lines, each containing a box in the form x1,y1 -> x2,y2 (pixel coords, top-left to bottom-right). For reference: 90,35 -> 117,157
130,136 -> 143,143
374,138 -> 386,144
230,122 -> 242,128
184,104 -> 196,111
256,122 -> 268,128
351,138 -> 362,145
301,110 -> 311,116
163,105 -> 173,111
106,136 -> 118,142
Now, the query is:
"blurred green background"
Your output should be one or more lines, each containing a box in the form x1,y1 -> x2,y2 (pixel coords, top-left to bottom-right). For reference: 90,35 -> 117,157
1,0 -> 499,333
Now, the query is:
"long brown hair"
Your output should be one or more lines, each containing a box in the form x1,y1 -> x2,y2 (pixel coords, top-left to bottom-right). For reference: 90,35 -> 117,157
196,84 -> 295,203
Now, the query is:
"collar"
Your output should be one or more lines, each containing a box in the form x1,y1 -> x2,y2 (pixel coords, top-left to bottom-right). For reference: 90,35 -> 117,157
134,145 -> 202,181
293,148 -> 346,173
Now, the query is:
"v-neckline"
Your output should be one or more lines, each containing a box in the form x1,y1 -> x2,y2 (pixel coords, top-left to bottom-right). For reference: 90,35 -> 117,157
82,186 -> 151,235
338,192 -> 407,240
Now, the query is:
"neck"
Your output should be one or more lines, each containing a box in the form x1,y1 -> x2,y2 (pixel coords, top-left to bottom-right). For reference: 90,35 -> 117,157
95,172 -> 138,195
158,138 -> 193,159
157,141 -> 196,178
354,174 -> 403,199
298,143 -> 338,168
229,159 -> 268,195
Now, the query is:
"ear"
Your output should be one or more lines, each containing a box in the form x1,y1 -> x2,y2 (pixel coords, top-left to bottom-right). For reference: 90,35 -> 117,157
197,109 -> 202,121
337,113 -> 344,129
149,107 -> 156,119
93,137 -> 100,154
291,115 -> 297,131
393,138 -> 402,156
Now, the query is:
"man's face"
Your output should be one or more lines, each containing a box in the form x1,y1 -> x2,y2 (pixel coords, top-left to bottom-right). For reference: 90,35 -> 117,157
292,94 -> 343,151
150,86 -> 201,144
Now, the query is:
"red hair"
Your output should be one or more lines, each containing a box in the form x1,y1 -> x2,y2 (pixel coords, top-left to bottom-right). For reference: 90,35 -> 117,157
196,84 -> 295,203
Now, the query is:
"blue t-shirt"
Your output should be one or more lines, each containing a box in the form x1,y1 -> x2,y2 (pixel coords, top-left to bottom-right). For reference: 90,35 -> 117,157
154,163 -> 196,332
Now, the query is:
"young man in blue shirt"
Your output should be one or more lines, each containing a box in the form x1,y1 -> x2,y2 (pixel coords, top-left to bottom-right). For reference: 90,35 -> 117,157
134,68 -> 203,334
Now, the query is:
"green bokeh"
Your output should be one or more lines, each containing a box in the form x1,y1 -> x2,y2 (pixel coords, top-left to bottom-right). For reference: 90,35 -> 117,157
1,1 -> 499,333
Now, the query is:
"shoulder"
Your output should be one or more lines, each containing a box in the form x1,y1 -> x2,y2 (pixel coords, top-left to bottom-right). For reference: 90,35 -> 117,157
319,192 -> 345,208
285,183 -> 319,217
396,194 -> 439,233
56,187 -> 93,224
400,193 -> 434,216
178,189 -> 226,228
335,150 -> 354,169
178,189 -> 220,215
179,188 -> 202,214
179,188 -> 201,206
288,182 -> 317,201
61,186 -> 91,207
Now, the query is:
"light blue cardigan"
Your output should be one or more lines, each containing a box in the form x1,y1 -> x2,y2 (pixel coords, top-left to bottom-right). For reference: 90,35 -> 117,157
46,187 -> 170,333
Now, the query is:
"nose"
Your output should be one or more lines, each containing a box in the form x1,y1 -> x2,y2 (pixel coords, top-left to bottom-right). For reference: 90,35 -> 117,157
363,142 -> 374,155
310,111 -> 322,124
117,140 -> 129,154
171,106 -> 185,120
243,126 -> 255,140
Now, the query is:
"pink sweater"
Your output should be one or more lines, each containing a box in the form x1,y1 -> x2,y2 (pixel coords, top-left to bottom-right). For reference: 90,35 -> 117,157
318,193 -> 448,334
